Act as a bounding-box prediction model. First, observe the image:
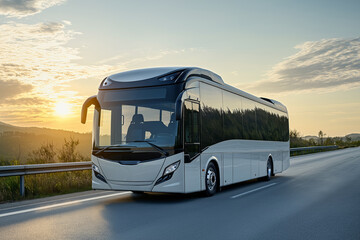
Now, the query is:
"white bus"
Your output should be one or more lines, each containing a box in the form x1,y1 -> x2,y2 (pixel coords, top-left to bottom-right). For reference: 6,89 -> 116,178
81,67 -> 289,196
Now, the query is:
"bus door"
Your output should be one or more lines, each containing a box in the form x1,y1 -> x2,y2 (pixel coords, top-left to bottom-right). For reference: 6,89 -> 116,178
183,100 -> 200,162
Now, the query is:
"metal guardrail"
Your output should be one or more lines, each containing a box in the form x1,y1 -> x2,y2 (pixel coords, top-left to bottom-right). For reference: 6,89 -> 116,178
0,161 -> 92,197
0,145 -> 338,197
290,145 -> 338,152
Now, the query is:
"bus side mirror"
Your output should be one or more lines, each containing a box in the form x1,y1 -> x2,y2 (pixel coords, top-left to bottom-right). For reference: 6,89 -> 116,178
81,95 -> 100,124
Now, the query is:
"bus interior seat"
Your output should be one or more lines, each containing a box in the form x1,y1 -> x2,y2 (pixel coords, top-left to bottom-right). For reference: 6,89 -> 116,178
126,114 -> 145,141
143,121 -> 167,138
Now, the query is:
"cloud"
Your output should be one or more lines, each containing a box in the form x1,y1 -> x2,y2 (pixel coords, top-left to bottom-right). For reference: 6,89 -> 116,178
0,0 -> 65,18
0,79 -> 33,100
245,37 -> 360,95
0,20 -> 195,127
1,97 -> 47,106
0,109 -> 49,123
0,21 -> 114,125
0,21 -> 113,88
33,22 -> 65,33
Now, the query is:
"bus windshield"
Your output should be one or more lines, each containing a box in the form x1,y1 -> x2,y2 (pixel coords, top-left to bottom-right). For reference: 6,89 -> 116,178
95,101 -> 178,149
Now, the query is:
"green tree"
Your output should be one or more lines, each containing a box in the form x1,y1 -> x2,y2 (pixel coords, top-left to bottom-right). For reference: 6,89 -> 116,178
58,138 -> 84,162
27,143 -> 56,164
290,129 -> 300,139
318,130 -> 325,145
324,137 -> 334,146
308,138 -> 317,146
289,129 -> 304,147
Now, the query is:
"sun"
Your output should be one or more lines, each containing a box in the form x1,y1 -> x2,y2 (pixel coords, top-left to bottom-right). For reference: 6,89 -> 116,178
54,102 -> 71,117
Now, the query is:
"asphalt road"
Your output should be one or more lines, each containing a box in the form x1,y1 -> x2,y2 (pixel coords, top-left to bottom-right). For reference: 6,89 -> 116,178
1,147 -> 359,240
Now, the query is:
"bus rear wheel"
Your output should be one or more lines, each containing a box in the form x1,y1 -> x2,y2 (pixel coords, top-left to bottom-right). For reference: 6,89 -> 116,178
205,162 -> 218,196
264,159 -> 272,181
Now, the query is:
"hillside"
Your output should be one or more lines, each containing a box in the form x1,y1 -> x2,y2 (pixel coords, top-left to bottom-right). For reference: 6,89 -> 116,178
302,136 -> 318,141
302,134 -> 360,142
0,121 -> 92,163
346,133 -> 360,141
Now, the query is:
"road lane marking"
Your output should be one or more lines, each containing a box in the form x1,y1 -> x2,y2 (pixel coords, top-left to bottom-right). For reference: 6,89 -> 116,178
230,183 -> 277,199
0,191 -> 111,212
0,191 -> 131,218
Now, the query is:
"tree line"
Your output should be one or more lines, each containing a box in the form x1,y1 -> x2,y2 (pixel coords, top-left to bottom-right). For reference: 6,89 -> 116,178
290,129 -> 360,148
0,137 -> 89,166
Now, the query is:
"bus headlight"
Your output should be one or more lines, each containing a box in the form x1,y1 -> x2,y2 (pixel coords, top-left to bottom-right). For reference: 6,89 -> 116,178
93,164 -> 100,173
163,161 -> 180,176
155,161 -> 180,185
93,164 -> 107,183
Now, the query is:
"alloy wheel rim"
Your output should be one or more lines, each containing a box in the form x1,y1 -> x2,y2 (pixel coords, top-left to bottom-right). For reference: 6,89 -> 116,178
207,168 -> 216,191
267,161 -> 271,177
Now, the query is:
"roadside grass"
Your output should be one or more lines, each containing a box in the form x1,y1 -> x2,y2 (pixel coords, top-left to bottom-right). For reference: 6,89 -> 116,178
290,145 -> 358,157
0,170 -> 91,203
290,148 -> 335,157
0,138 -> 91,203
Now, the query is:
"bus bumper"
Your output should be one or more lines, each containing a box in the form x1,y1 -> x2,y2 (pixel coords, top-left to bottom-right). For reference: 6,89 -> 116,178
91,153 -> 185,193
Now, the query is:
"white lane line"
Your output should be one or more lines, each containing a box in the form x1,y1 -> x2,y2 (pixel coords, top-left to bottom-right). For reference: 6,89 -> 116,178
230,183 -> 278,199
0,191 -> 111,212
0,191 -> 131,218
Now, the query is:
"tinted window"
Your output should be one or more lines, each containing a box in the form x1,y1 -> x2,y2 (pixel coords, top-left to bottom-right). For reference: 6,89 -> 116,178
255,104 -> 269,140
200,83 -> 223,148
223,91 -> 243,140
242,98 -> 257,140
256,103 -> 289,141
184,101 -> 200,158
184,101 -> 200,143
198,83 -> 289,149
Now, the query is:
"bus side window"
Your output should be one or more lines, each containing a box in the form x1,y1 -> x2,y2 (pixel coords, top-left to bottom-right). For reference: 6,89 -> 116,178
184,100 -> 200,159
184,101 -> 192,143
192,103 -> 200,143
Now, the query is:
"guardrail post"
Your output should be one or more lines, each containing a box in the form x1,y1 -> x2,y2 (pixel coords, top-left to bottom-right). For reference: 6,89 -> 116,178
0,161 -> 92,200
20,175 -> 25,197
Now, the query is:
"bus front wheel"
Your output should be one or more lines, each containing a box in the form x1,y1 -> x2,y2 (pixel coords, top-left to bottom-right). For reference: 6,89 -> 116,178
132,191 -> 145,195
205,162 -> 218,196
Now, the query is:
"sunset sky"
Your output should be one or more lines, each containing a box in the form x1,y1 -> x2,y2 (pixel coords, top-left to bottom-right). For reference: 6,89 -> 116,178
0,0 -> 359,137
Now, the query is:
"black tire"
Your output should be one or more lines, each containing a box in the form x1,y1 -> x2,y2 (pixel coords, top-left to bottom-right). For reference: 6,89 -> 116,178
132,191 -> 145,195
205,162 -> 218,196
264,159 -> 272,181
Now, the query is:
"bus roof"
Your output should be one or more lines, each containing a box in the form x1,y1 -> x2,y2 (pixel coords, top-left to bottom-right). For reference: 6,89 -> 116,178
100,67 -> 223,90
99,67 -> 287,113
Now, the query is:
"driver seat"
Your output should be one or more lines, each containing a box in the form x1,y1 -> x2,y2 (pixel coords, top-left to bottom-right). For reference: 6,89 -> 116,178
126,114 -> 145,141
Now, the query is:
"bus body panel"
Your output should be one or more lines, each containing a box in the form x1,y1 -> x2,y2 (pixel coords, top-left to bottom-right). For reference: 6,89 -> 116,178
283,151 -> 290,171
272,151 -> 283,173
92,153 -> 186,193
92,156 -> 112,190
98,157 -> 165,183
196,139 -> 289,189
151,152 -> 185,193
91,140 -> 290,193
223,153 -> 233,186
233,152 -> 251,182
184,155 -> 201,193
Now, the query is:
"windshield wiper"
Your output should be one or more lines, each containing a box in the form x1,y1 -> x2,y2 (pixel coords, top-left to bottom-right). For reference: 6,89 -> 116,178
133,141 -> 169,157
94,144 -> 135,155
